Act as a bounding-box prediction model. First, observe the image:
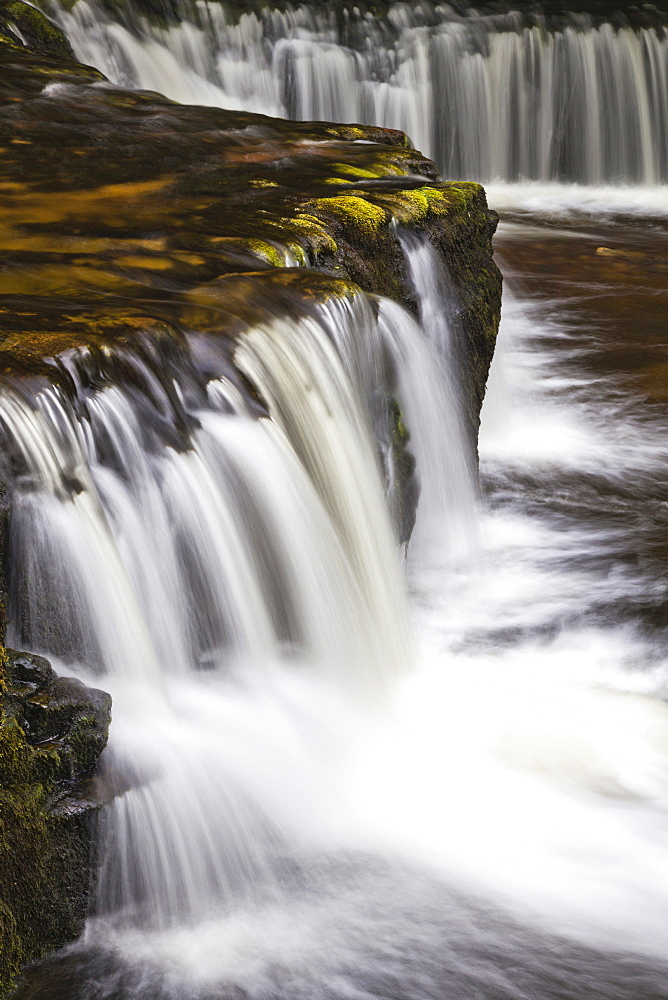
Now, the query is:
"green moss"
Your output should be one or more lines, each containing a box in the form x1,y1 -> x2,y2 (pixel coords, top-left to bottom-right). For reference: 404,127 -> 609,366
329,164 -> 378,180
238,237 -> 309,268
240,214 -> 340,269
288,215 -> 338,255
0,647 -> 7,702
376,188 -> 435,223
310,195 -> 387,234
239,238 -> 291,268
0,719 -> 35,785
328,161 -> 406,181
364,183 -> 484,226
0,760 -> 51,995
0,1 -> 75,60
0,652 -> 111,997
0,899 -> 20,998
0,29 -> 20,49
285,242 -> 307,266
327,125 -> 366,140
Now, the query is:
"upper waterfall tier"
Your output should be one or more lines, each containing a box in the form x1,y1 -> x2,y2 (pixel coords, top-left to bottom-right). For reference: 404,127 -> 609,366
42,0 -> 668,185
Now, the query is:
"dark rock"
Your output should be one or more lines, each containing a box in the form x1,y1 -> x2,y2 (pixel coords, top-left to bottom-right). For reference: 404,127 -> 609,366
0,649 -> 111,998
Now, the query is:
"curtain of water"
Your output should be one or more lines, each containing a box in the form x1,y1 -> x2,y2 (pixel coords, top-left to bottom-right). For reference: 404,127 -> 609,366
45,0 -> 668,183
0,282 -> 472,929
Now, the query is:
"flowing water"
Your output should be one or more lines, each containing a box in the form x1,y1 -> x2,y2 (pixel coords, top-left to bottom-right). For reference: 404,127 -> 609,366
10,2 -> 668,998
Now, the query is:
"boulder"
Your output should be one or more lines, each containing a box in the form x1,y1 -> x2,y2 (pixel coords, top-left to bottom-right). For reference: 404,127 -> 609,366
0,650 -> 111,998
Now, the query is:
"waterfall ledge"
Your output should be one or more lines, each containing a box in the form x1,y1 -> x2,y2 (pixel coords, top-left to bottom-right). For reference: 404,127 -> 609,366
0,26 -> 501,428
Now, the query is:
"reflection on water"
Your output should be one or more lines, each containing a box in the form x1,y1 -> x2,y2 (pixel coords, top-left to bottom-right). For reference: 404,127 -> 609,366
486,214 -> 668,639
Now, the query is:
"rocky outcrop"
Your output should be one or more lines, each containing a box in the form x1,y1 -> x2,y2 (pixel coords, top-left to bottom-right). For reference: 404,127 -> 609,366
0,650 -> 111,998
0,36 -> 501,429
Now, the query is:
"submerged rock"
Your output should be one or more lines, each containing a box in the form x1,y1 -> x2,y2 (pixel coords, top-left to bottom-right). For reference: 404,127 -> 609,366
0,649 -> 111,998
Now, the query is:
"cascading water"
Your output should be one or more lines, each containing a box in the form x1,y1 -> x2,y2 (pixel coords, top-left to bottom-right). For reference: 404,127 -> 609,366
42,0 -> 668,184
0,282 -> 475,940
393,231 -> 478,568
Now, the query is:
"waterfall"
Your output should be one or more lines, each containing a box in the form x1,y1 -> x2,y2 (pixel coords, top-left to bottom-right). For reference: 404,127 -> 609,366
367,231 -> 478,577
7,4 -> 668,996
44,0 -> 668,184
0,279 -> 475,931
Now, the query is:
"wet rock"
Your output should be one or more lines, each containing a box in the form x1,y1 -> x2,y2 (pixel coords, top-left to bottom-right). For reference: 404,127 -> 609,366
0,1 -> 76,61
0,40 -> 501,468
0,649 -> 111,998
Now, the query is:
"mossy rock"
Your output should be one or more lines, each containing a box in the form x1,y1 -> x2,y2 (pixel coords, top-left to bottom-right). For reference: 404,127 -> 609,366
0,1 -> 75,60
0,650 -> 111,998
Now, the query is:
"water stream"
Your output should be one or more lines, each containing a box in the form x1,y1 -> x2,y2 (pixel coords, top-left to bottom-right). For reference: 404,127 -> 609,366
9,3 -> 668,998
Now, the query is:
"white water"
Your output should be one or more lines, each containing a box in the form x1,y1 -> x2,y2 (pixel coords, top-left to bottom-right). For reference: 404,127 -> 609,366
486,181 -> 668,218
1,283 -> 476,935
394,231 -> 478,568
44,0 -> 668,184
365,278 -> 668,957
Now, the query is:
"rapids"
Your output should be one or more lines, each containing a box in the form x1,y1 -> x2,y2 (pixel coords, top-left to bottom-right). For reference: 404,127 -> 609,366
8,2 -> 668,998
